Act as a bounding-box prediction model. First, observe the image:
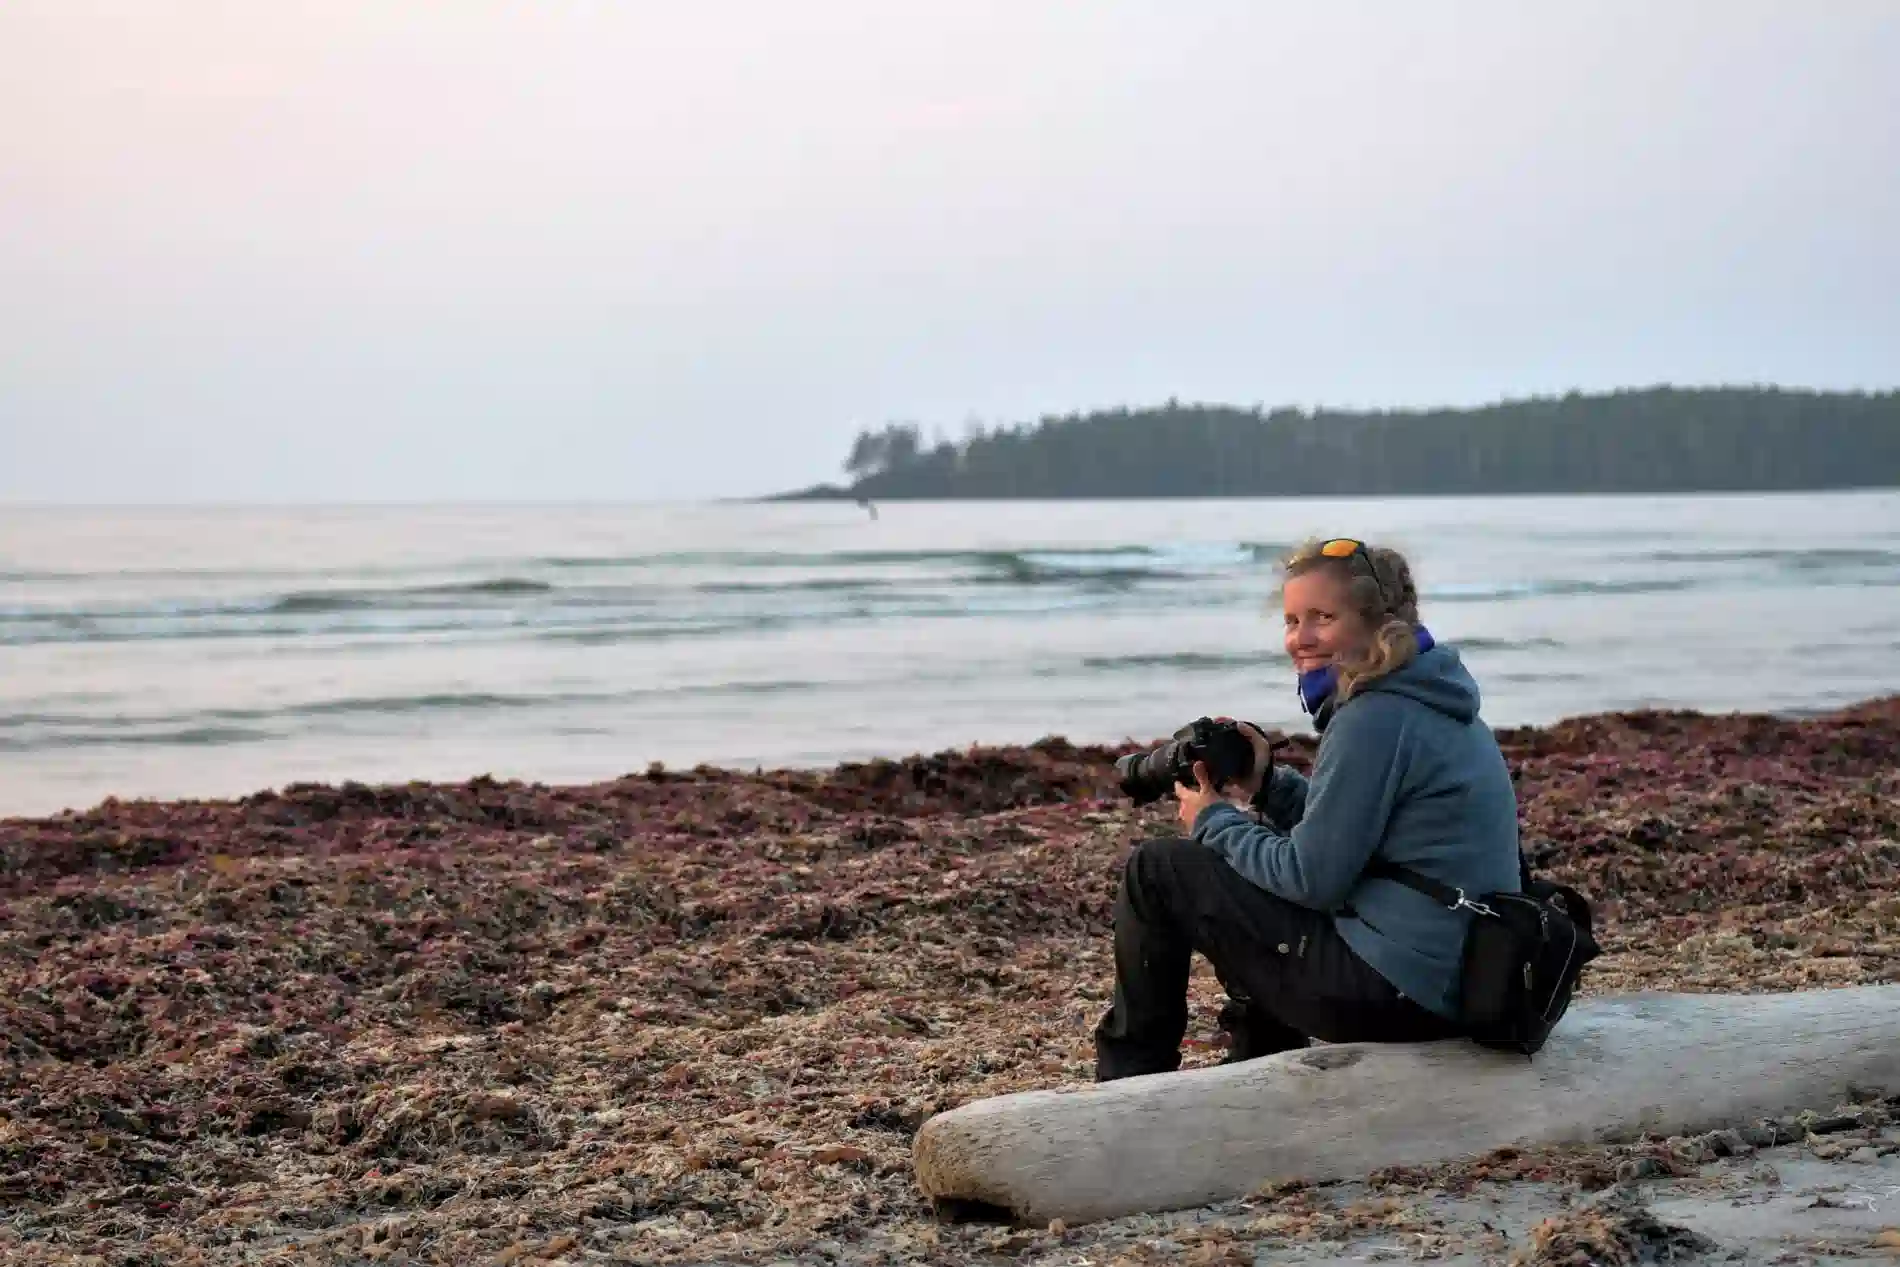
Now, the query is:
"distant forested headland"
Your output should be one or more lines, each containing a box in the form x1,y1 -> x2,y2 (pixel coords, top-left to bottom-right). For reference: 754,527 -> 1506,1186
773,387 -> 1900,500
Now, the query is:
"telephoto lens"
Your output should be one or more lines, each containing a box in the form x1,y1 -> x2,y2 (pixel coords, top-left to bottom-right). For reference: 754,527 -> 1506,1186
1113,738 -> 1190,805
1113,717 -> 1259,805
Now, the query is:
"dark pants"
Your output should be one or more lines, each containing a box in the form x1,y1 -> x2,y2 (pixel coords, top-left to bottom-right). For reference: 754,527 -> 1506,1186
1093,837 -> 1460,1081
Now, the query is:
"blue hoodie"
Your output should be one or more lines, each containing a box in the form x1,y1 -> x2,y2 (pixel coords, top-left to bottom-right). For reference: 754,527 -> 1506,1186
1189,643 -> 1521,1020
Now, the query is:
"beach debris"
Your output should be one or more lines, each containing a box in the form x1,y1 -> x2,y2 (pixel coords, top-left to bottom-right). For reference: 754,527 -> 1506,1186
0,698 -> 1895,1262
1511,1189 -> 1718,1265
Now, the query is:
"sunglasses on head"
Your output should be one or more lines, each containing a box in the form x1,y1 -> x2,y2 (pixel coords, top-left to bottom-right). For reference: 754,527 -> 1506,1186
1317,537 -> 1388,591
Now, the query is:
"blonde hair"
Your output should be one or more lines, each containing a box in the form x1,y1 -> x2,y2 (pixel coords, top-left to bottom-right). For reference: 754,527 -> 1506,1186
1280,539 -> 1422,702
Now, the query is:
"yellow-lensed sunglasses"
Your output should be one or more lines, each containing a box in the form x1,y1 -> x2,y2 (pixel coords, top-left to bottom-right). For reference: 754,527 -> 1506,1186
1318,537 -> 1388,591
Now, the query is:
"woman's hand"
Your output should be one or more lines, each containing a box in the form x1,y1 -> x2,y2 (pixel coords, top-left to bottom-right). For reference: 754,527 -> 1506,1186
1231,721 -> 1277,803
1174,760 -> 1222,834
1201,717 -> 1277,804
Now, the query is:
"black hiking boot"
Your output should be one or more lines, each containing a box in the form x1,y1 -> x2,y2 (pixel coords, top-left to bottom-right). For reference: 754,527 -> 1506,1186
1217,998 -> 1305,1065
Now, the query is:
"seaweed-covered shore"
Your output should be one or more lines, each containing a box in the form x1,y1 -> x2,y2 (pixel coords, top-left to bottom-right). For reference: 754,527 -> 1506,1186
2,699 -> 1898,1265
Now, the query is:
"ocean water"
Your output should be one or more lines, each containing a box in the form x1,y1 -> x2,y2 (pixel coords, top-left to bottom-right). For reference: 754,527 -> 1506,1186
3,492 -> 1898,818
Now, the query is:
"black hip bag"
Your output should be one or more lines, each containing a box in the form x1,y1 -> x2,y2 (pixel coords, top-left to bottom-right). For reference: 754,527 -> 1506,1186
1367,857 -> 1601,1056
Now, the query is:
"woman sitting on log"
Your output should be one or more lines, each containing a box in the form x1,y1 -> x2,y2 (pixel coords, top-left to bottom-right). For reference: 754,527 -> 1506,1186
1093,537 -> 1523,1081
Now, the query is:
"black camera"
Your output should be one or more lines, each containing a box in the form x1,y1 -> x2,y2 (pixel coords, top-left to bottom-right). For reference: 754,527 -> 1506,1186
1115,716 -> 1260,805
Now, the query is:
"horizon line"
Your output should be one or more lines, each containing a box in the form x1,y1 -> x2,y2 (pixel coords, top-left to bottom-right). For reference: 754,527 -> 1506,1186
5,487 -> 1900,512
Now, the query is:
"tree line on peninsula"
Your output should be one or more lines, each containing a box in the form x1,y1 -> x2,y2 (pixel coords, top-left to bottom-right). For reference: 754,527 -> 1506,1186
776,386 -> 1900,499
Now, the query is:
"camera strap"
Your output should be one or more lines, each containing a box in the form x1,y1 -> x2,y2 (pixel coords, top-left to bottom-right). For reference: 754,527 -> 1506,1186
1365,859 -> 1499,918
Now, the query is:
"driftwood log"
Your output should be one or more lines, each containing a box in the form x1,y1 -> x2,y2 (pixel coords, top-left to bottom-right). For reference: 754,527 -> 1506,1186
912,986 -> 1900,1225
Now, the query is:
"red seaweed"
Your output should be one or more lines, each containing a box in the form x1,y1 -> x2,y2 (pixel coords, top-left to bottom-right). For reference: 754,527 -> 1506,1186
0,699 -> 1896,1263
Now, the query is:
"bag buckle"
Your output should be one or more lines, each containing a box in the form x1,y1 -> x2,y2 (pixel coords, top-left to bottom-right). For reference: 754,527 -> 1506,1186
1453,889 -> 1499,918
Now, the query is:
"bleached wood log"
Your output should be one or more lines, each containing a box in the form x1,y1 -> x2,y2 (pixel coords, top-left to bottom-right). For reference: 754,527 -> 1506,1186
912,986 -> 1900,1226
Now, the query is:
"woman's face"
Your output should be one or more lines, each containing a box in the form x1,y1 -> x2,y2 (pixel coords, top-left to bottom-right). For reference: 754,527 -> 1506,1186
1282,568 -> 1374,674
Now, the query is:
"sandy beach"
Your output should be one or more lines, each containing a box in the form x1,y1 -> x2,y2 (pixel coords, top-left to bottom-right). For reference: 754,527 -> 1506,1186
2,698 -> 1898,1264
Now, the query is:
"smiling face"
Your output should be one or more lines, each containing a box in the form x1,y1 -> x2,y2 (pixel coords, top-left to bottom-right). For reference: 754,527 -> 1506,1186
1282,566 -> 1376,675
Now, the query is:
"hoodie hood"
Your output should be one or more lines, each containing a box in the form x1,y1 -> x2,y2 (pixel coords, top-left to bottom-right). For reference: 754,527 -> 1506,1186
1356,642 -> 1482,723
1300,631 -> 1483,730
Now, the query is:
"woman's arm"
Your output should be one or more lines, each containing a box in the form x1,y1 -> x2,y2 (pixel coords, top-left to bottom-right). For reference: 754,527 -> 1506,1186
1255,764 -> 1310,832
1189,699 -> 1411,911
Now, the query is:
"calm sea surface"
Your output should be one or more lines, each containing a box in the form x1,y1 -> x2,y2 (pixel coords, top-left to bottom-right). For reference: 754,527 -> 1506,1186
4,492 -> 1898,817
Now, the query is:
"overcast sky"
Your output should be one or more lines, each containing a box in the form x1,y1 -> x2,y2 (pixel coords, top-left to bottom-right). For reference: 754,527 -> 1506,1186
2,2 -> 1895,504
